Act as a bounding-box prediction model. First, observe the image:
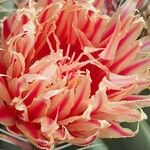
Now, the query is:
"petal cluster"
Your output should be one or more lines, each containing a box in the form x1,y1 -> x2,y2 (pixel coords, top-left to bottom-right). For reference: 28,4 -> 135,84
0,0 -> 150,149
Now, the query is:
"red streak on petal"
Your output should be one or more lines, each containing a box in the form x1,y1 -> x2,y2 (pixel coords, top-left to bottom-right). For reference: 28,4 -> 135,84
110,123 -> 132,137
17,122 -> 40,139
110,44 -> 139,72
100,23 -> 115,42
23,82 -> 42,106
89,18 -> 102,41
28,100 -> 47,121
48,96 -> 68,120
119,58 -> 150,75
124,95 -> 148,101
117,24 -> 139,51
68,81 -> 87,116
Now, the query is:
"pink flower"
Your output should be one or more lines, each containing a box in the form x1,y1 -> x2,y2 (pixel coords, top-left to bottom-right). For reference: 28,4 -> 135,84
0,0 -> 150,149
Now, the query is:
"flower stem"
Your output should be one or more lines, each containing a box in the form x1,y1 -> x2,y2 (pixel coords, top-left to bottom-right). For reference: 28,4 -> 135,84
0,128 -> 32,150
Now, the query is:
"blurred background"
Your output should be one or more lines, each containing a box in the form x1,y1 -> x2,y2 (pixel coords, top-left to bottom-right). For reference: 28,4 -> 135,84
0,0 -> 150,150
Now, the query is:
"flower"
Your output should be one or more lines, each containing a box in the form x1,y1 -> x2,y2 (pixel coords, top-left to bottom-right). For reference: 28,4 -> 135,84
0,0 -> 150,149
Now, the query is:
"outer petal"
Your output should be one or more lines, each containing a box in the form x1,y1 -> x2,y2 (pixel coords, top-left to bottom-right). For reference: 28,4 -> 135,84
119,58 -> 150,75
16,121 -> 53,150
99,122 -> 137,138
117,95 -> 150,108
92,88 -> 144,123
110,42 -> 141,73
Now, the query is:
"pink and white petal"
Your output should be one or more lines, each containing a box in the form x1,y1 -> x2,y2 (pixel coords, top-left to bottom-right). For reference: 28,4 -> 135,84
92,110 -> 142,123
116,18 -> 144,56
57,90 -> 75,120
91,88 -> 109,113
8,75 -> 38,98
56,1 -> 77,41
20,74 -> 48,83
108,73 -> 149,88
124,95 -> 150,101
29,53 -> 61,75
119,57 -> 150,75
58,102 -> 98,126
68,72 -> 92,116
117,96 -> 150,108
117,100 -> 150,109
100,0 -> 136,42
108,84 -> 137,101
89,15 -> 109,47
58,115 -> 85,126
41,88 -> 65,100
47,89 -> 74,120
38,63 -> 57,79
34,117 -> 59,136
101,104 -> 143,122
93,84 -> 144,123
28,98 -> 51,121
110,42 -> 141,73
73,26 -> 94,48
99,122 -> 137,138
106,75 -> 149,101
16,121 -> 52,150
68,133 -> 97,146
100,19 -> 121,60
100,75 -> 138,101
23,81 -> 43,106
66,119 -> 109,133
